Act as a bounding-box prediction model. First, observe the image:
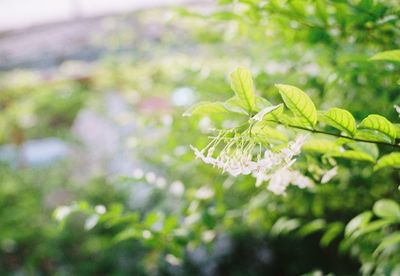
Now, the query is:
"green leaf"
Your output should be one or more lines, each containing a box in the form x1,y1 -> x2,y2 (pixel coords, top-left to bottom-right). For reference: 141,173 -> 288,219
278,114 -> 310,128
252,124 -> 288,145
225,96 -> 277,116
345,211 -> 372,237
358,114 -> 397,143
394,124 -> 400,138
224,96 -> 249,115
347,142 -> 379,161
355,129 -> 393,144
315,0 -> 328,24
302,139 -> 341,154
275,84 -> 317,128
230,67 -> 256,112
271,217 -> 301,236
252,104 -> 283,122
373,199 -> 400,221
320,223 -> 343,247
327,150 -> 376,163
183,102 -> 227,117
374,152 -> 400,171
370,49 -> 400,63
114,228 -> 141,242
354,219 -> 392,237
320,107 -> 356,136
298,219 -> 326,236
374,232 -> 400,255
255,96 -> 273,111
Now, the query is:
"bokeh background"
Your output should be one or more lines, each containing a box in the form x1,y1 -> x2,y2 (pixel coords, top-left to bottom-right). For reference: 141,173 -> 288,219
0,0 -> 399,275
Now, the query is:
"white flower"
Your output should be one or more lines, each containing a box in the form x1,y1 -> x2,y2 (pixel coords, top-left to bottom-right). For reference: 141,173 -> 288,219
143,230 -> 152,239
321,166 -> 338,184
395,105 -> 400,117
170,181 -> 185,196
282,134 -> 309,162
267,168 -> 292,195
254,171 -> 268,187
267,168 -> 313,195
133,168 -> 144,179
190,128 -> 311,194
84,215 -> 99,230
95,205 -> 106,214
145,172 -> 157,184
195,186 -> 214,199
290,171 -> 314,189
165,254 -> 181,266
54,206 -> 72,221
190,145 -> 205,159
155,177 -> 167,189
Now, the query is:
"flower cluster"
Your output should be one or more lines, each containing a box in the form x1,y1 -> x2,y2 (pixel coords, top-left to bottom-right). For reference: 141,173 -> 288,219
190,129 -> 313,195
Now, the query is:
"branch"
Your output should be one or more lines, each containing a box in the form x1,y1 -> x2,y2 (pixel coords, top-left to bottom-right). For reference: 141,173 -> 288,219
266,120 -> 400,149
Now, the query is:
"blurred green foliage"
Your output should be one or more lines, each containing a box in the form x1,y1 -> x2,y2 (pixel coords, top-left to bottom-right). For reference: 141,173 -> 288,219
0,1 -> 399,275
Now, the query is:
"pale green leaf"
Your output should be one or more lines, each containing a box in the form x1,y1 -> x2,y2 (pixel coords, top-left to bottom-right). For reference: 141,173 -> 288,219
224,96 -> 249,115
373,199 -> 400,221
358,114 -> 397,143
327,150 -> 376,163
394,124 -> 400,138
370,49 -> 400,63
355,129 -> 393,144
302,139 -> 341,154
374,232 -> 400,255
334,137 -> 354,146
320,107 -> 356,136
114,228 -> 141,242
354,219 -> 392,238
230,67 -> 256,112
374,152 -> 400,171
315,0 -> 328,24
276,114 -> 307,128
183,102 -> 227,117
255,96 -> 273,111
275,84 -> 317,128
252,124 -> 288,145
320,223 -> 343,247
345,211 -> 372,237
298,219 -> 326,236
252,104 -> 283,122
271,217 -> 301,236
347,142 -> 379,161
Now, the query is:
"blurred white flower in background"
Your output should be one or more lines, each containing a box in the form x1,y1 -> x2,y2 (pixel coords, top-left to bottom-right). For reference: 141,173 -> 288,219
155,177 -> 167,189
54,205 -> 72,221
84,215 -> 99,230
95,204 -> 106,214
171,87 -> 196,106
321,166 -> 338,184
170,180 -> 185,196
195,186 -> 214,200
